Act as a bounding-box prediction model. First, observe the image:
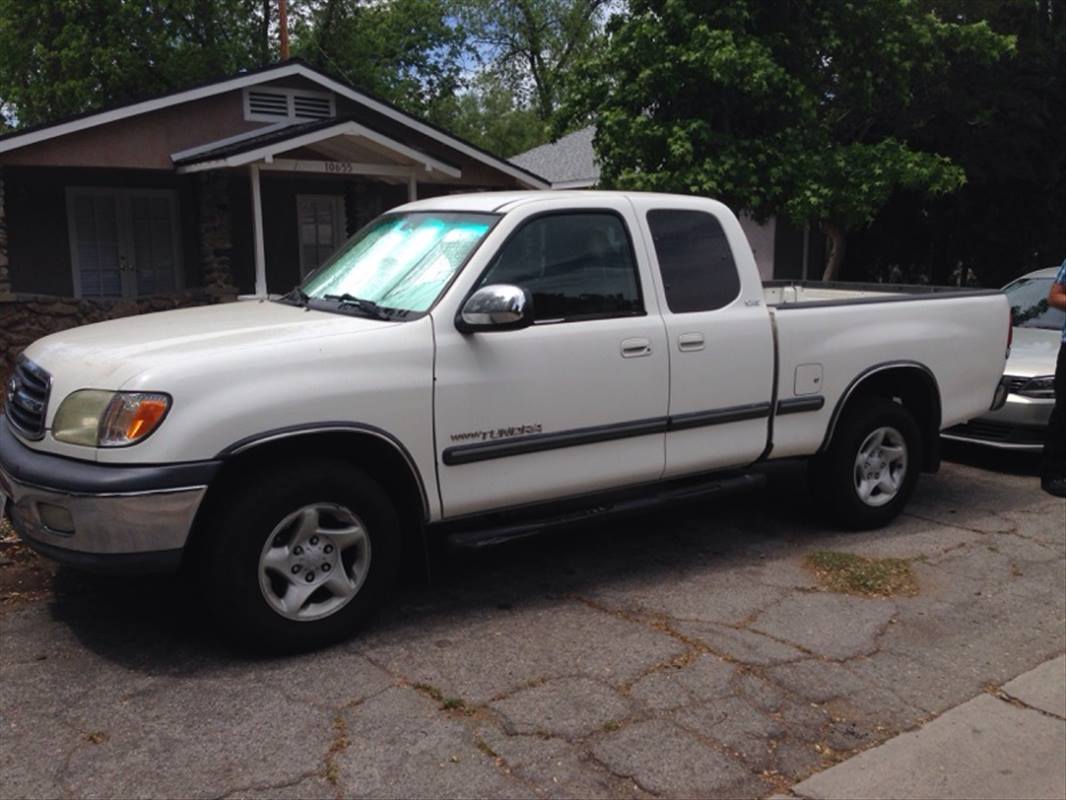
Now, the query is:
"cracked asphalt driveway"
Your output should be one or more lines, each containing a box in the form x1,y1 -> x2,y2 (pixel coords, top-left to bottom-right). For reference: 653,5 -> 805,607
1,447 -> 1064,799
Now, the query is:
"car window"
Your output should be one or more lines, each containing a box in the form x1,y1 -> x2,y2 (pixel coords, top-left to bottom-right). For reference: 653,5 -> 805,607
647,209 -> 741,313
1004,277 -> 1066,331
477,212 -> 643,323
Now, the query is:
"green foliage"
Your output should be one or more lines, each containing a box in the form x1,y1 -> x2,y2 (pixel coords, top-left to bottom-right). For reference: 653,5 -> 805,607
564,0 -> 1013,275
430,74 -> 548,156
0,0 -> 267,127
291,0 -> 467,117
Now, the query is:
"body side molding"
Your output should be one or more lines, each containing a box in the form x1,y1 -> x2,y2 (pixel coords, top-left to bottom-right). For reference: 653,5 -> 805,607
776,396 -> 826,415
442,402 -> 774,466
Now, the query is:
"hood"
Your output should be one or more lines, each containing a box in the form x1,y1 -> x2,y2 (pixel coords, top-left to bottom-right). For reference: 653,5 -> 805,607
24,300 -> 395,390
1006,326 -> 1061,378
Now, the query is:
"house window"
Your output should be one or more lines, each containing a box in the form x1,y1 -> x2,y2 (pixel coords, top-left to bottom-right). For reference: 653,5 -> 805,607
297,194 -> 347,275
66,188 -> 182,298
244,87 -> 335,122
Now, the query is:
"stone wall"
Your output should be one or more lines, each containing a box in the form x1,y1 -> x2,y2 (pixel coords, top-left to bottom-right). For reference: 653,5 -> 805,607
0,166 -> 9,298
198,171 -> 237,297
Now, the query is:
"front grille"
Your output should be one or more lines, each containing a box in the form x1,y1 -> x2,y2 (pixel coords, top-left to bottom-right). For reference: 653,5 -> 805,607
944,420 -> 1046,445
5,358 -> 51,440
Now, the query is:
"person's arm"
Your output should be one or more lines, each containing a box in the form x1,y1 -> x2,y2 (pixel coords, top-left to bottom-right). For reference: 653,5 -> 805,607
1050,278 -> 1066,312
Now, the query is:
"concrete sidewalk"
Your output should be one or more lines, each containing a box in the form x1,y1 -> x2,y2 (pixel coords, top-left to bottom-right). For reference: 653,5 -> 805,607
782,655 -> 1066,800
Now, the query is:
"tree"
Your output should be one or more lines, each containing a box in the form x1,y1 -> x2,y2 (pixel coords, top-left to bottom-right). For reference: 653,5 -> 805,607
0,0 -> 266,127
291,0 -> 468,118
847,0 -> 1065,287
457,0 -> 610,121
564,0 -> 1014,279
431,73 -> 549,156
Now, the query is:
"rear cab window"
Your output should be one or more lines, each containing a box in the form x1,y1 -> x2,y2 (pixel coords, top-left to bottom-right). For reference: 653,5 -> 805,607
475,211 -> 644,323
646,209 -> 741,313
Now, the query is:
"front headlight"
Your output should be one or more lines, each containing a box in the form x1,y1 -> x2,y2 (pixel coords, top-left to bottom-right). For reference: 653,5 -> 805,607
52,390 -> 171,447
1016,376 -> 1055,399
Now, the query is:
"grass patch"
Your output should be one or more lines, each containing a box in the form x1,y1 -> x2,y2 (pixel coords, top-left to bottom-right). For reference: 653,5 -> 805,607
474,738 -> 498,759
413,683 -> 444,702
805,551 -> 918,597
324,713 -> 350,785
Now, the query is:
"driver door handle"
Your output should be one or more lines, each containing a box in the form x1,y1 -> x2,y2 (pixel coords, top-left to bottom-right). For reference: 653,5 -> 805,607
621,338 -> 652,358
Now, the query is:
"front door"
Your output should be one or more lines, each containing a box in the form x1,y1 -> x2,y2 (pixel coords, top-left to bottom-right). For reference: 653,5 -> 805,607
432,204 -> 669,518
66,188 -> 182,298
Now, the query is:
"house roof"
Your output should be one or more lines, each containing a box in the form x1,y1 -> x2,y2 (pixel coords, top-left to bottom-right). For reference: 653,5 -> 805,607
510,127 -> 599,188
171,116 -> 461,178
0,58 -> 549,189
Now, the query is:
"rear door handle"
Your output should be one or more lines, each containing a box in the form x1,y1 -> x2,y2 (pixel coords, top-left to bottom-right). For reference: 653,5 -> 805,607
621,338 -> 652,358
678,332 -> 705,352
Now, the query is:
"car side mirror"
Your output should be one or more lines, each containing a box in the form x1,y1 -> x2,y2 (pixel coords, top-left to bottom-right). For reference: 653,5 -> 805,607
456,284 -> 534,333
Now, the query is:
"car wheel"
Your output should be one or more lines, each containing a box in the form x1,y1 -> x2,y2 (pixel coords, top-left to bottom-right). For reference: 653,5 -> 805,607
811,397 -> 922,530
199,459 -> 400,652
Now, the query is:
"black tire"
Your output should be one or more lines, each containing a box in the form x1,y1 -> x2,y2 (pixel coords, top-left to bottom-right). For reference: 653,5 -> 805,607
198,459 -> 401,652
810,397 -> 923,530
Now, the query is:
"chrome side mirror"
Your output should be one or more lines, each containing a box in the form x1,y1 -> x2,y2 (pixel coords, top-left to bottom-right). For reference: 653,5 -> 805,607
456,284 -> 534,332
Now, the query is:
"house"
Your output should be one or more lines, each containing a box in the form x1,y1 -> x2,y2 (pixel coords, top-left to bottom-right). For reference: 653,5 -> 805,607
0,59 -> 548,380
510,127 -> 824,281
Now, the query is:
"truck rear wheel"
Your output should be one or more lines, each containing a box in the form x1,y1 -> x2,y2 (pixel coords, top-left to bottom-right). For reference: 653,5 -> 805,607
811,398 -> 922,530
199,459 -> 400,652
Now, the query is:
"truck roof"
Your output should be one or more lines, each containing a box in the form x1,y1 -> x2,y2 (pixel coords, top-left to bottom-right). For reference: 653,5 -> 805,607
394,190 -> 719,215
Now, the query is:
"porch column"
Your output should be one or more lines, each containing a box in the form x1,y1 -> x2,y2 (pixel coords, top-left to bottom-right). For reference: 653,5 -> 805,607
407,172 -> 418,202
249,164 -> 267,297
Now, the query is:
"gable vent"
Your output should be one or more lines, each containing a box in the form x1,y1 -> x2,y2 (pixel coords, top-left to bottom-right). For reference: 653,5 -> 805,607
248,90 -> 290,118
244,87 -> 335,122
293,94 -> 332,119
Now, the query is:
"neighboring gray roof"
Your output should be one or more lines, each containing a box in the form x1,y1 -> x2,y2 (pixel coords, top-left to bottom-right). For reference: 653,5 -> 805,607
510,127 -> 599,187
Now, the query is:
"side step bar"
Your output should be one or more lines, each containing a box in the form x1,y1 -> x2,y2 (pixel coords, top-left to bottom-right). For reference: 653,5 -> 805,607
440,471 -> 766,551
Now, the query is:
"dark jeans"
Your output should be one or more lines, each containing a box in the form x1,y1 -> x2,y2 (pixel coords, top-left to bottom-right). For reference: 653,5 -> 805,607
1042,341 -> 1066,479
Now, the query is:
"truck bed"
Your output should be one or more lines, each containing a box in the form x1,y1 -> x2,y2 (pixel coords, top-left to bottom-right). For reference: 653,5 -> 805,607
761,280 -> 1008,462
764,280 -> 1001,308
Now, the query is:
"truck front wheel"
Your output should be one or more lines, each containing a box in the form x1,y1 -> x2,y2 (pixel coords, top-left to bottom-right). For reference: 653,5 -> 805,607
199,459 -> 401,652
811,398 -> 922,530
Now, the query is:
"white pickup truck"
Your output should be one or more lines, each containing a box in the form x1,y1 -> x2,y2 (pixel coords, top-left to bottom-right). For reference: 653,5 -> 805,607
1,191 -> 1010,649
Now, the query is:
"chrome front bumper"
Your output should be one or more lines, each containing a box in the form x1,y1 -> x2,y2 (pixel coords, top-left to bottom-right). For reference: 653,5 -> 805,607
0,416 -> 218,572
1,466 -> 205,557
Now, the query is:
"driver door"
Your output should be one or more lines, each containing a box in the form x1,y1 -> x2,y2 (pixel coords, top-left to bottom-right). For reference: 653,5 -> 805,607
432,203 -> 669,518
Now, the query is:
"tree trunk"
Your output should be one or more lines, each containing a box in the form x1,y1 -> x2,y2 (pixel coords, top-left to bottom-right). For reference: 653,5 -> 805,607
821,222 -> 847,282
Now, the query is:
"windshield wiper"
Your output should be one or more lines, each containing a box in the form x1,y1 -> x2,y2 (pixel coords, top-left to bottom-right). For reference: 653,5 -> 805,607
280,286 -> 310,307
322,293 -> 391,320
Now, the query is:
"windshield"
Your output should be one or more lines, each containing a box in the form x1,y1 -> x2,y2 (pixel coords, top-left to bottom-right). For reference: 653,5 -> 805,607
296,211 -> 497,317
1004,277 -> 1066,331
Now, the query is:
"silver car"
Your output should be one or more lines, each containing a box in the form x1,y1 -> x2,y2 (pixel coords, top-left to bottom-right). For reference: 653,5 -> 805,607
943,267 -> 1063,451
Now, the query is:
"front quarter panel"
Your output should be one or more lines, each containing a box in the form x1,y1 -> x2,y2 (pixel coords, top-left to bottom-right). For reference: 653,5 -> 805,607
96,316 -> 440,519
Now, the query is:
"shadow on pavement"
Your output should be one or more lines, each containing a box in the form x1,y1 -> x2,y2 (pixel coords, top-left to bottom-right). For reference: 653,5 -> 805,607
40,449 -> 1040,673
941,439 -> 1043,477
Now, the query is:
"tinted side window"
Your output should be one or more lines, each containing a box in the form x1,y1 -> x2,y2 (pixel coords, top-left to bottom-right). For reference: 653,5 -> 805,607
647,210 -> 741,313
478,213 -> 643,322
